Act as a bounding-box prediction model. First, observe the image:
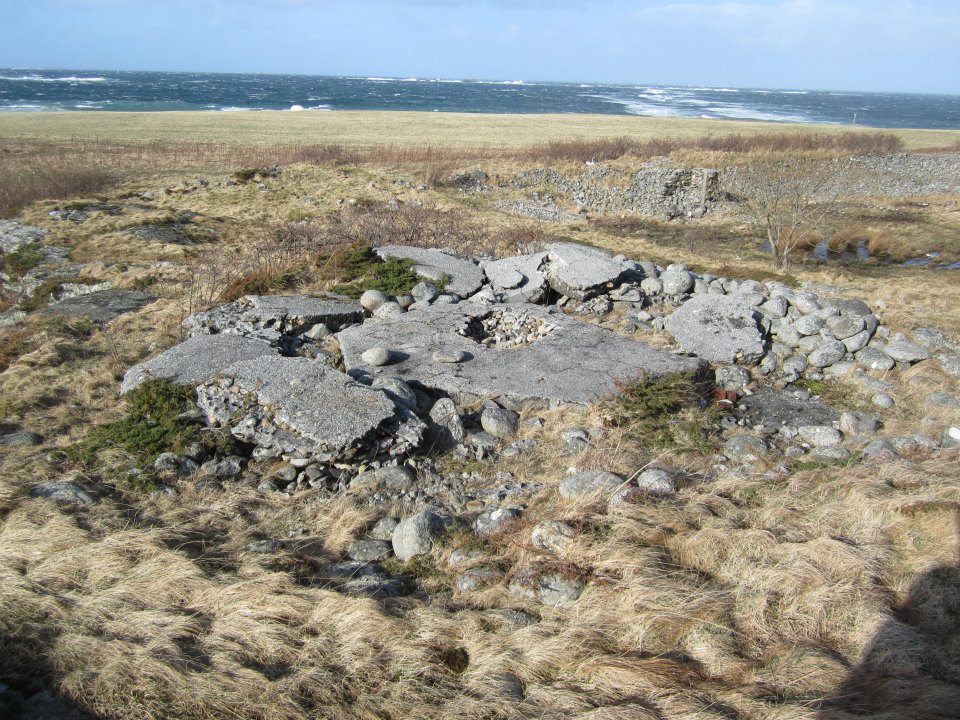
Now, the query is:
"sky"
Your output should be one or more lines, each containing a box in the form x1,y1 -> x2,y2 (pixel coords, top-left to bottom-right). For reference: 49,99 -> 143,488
2,1 -> 958,94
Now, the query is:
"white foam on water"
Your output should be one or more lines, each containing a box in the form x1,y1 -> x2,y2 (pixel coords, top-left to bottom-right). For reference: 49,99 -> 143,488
0,74 -> 108,83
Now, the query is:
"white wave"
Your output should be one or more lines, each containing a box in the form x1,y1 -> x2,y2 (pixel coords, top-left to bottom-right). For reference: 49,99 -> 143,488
779,90 -> 809,95
365,77 -> 395,82
305,104 -> 332,111
429,78 -> 463,83
0,74 -> 108,83
0,103 -> 54,111
590,94 -> 691,118
704,105 -> 811,123
289,104 -> 305,111
218,106 -> 257,112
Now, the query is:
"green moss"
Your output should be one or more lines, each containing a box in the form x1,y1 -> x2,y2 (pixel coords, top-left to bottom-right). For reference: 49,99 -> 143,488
0,242 -> 46,277
601,373 -> 719,454
70,379 -> 203,468
330,246 -> 422,299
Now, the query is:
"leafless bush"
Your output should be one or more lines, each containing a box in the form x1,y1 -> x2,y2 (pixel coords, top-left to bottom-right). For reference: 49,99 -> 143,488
325,202 -> 494,255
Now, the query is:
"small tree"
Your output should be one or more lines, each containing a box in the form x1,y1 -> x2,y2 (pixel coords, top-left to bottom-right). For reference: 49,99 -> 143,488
727,157 -> 841,269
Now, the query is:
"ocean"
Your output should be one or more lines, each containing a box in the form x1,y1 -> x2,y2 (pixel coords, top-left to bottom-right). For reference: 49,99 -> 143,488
1,69 -> 959,129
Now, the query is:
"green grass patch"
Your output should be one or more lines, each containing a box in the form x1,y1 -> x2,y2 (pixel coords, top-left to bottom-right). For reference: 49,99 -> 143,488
601,373 -> 720,455
69,379 -> 203,470
0,242 -> 46,278
329,246 -> 424,299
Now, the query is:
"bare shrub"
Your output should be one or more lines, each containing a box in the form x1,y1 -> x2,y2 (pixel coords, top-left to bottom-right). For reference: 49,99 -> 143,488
725,157 -> 842,269
0,160 -> 117,218
325,202 -> 494,255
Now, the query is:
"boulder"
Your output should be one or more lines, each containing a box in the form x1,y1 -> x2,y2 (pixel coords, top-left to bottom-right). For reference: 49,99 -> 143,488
558,470 -> 624,499
635,468 -> 677,494
808,340 -> 847,369
474,507 -> 523,536
798,425 -> 843,447
392,510 -> 446,561
481,405 -> 519,439
30,481 -> 97,505
723,435 -> 770,464
664,294 -> 766,365
531,521 -> 576,554
839,411 -> 881,435
360,289 -> 390,312
347,539 -> 392,562
0,431 -> 43,446
427,398 -> 465,449
883,339 -> 930,363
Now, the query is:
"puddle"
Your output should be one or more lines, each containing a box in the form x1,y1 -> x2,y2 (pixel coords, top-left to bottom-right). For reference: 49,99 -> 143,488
902,252 -> 960,269
759,239 -> 871,263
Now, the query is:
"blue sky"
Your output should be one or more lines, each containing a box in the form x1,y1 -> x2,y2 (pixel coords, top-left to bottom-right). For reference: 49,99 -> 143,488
2,1 -> 958,93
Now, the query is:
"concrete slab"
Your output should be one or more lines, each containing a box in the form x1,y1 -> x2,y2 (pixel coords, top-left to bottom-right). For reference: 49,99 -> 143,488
544,242 -> 628,300
184,294 -> 363,338
120,334 -> 275,393
664,294 -> 766,365
484,252 -> 549,303
337,302 -> 703,410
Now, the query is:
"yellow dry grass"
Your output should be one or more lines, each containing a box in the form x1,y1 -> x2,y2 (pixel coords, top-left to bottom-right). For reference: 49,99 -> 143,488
2,110 -> 958,150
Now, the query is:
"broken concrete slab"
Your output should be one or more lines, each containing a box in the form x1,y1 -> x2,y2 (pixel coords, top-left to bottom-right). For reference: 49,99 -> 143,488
184,294 -> 363,339
664,293 -> 766,365
544,242 -> 629,300
196,355 -> 423,463
376,245 -> 485,299
337,302 -> 703,410
483,252 -> 549,303
45,289 -> 156,323
120,333 -> 276,393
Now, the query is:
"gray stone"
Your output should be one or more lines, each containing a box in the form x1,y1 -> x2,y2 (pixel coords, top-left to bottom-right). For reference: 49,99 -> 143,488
808,446 -> 852,462
392,510 -> 446,561
457,567 -> 504,592
635,468 -> 677,494
474,506 -> 523,536
827,315 -> 865,340
120,334 -> 275,393
410,282 -> 440,303
376,245 -> 485,298
792,293 -> 821,315
531,520 -> 576,554
558,470 -> 624,499
935,352 -> 960,378
360,289 -> 389,312
842,330 -> 871,353
808,340 -> 847,369
427,398 -> 465,449
433,349 -> 467,363
124,223 -> 196,245
862,439 -> 900,459
561,427 -> 590,453
660,265 -> 694,296
715,366 -> 750,391
45,289 -> 155,323
911,327 -> 950,349
396,295 -> 415,310
723,435 -> 770,464
361,346 -> 392,366
481,405 -> 519,439
855,347 -> 895,372
798,425 -> 843,447
544,242 -> 626,300
337,302 -> 702,409
664,294 -> 765,365
538,573 -> 584,606
873,393 -> 896,409
484,252 -> 549,303
30,481 -> 97,505
795,315 -> 826,336
883,339 -> 930,363
776,324 -> 802,348
0,430 -> 43,446
372,301 -> 405,319
348,539 -> 392,562
195,356 -> 423,464
840,411 -> 881,435
200,455 -> 244,479
0,219 -> 49,252
377,465 -> 416,490
153,452 -> 199,477
941,426 -> 960,449
370,517 -> 399,541
640,277 -> 663,296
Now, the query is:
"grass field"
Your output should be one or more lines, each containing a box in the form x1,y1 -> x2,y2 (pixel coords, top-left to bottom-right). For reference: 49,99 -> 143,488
2,110 -> 959,149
